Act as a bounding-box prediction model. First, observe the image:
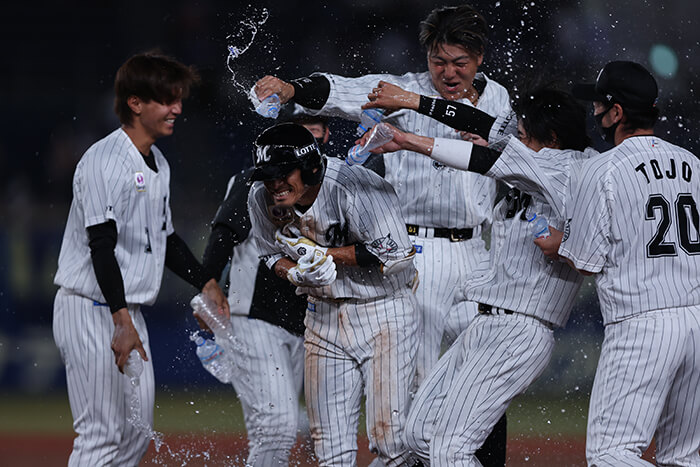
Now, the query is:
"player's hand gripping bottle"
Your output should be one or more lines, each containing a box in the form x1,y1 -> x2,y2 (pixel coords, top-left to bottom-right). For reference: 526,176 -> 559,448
347,122 -> 394,166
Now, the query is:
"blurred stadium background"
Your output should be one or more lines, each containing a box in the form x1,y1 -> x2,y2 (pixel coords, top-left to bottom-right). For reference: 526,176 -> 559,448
1,0 -> 697,465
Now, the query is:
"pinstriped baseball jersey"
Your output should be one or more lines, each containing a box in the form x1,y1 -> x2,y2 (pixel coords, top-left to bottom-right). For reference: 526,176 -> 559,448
54,128 -> 173,305
248,158 -> 417,299
559,135 -> 700,324
458,137 -> 599,327
308,71 -> 511,228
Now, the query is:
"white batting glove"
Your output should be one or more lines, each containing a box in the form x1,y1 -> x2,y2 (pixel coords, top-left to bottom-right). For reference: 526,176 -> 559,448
275,228 -> 328,261
287,252 -> 337,287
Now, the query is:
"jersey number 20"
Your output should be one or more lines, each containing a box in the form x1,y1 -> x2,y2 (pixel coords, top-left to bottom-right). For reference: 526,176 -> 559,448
646,193 -> 700,257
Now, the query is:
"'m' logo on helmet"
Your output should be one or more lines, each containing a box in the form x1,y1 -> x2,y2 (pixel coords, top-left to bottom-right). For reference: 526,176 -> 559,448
256,146 -> 272,164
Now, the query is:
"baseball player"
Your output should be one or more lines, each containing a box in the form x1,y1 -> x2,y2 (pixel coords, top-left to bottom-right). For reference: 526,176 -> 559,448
200,117 -> 330,466
52,53 -> 229,466
247,122 -> 420,466
253,6 -> 511,463
536,62 -> 700,466
361,84 -> 597,465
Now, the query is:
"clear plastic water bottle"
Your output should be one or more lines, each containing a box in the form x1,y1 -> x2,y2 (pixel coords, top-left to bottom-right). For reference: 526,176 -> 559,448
356,108 -> 385,136
190,293 -> 234,340
123,349 -> 143,386
255,93 -> 281,118
190,333 -> 234,384
527,212 -> 551,239
347,123 -> 394,166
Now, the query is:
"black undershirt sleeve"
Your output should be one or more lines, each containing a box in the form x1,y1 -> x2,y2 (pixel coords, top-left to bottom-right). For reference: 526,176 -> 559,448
355,243 -> 381,267
87,220 -> 127,314
201,223 -> 237,282
468,145 -> 503,175
417,95 -> 496,138
290,75 -> 331,110
165,233 -> 210,290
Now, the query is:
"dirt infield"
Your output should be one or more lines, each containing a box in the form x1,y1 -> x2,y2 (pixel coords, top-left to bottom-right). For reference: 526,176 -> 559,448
0,433 -> 657,466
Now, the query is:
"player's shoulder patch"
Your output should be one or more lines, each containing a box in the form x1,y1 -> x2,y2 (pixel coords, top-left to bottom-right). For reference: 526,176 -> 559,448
562,218 -> 572,243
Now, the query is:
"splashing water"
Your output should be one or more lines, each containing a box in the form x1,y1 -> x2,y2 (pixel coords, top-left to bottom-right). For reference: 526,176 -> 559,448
225,8 -> 270,98
126,378 -> 165,452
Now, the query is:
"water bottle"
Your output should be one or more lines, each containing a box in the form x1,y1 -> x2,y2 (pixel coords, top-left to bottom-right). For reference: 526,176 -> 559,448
190,293 -> 234,341
255,93 -> 281,118
123,350 -> 143,386
527,212 -> 551,239
356,108 -> 385,136
346,123 -> 394,166
190,333 -> 234,384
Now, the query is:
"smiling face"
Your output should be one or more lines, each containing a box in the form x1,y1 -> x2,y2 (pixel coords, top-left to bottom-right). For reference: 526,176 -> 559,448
137,98 -> 182,140
427,43 -> 483,101
263,168 -> 311,208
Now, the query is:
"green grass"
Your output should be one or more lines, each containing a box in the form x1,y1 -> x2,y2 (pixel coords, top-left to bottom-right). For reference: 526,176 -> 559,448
0,390 -> 588,438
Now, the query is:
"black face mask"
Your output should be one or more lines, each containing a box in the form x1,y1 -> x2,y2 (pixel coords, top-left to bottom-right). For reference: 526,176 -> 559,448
594,106 -> 619,144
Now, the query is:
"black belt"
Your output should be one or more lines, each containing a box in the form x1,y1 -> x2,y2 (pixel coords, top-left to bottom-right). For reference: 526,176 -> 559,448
406,224 -> 474,242
478,303 -> 514,315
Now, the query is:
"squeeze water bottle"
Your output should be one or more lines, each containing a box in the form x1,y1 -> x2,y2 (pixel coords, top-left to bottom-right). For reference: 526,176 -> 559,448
346,123 -> 394,166
256,94 -> 281,118
190,293 -> 234,342
248,85 -> 281,119
123,349 -> 143,387
190,333 -> 234,384
356,108 -> 385,136
526,210 -> 551,239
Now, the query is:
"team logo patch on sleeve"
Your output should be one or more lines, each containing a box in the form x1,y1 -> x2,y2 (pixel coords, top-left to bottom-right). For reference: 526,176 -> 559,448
134,172 -> 146,192
562,219 -> 572,242
368,233 -> 398,260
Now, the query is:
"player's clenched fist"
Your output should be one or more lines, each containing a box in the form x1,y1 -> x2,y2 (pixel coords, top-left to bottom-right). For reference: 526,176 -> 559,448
275,228 -> 328,261
254,75 -> 295,104
287,251 -> 337,287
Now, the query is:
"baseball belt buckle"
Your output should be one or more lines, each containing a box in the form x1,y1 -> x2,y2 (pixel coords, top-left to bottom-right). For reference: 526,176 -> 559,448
450,230 -> 461,242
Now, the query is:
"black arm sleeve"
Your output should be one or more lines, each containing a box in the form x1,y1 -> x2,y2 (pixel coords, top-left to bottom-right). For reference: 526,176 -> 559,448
355,243 -> 381,267
468,145 -> 503,175
290,75 -> 331,110
87,220 -> 127,314
417,95 -> 496,137
165,233 -> 210,290
201,224 -> 237,282
201,168 -> 255,281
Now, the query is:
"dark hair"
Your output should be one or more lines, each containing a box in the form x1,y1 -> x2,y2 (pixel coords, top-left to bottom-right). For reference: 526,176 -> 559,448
289,114 -> 328,129
114,51 -> 200,125
419,5 -> 488,55
514,85 -> 591,151
620,105 -> 659,131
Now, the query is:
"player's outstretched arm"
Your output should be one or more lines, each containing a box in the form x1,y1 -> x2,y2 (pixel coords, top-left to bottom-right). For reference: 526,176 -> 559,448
254,75 -> 295,104
362,80 -> 420,112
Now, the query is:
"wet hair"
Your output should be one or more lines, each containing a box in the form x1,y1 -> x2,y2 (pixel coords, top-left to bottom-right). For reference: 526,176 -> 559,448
114,51 -> 200,125
419,5 -> 488,55
289,114 -> 328,129
514,85 -> 591,151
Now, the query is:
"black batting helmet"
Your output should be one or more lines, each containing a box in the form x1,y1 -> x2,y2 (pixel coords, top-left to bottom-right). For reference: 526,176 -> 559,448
251,123 -> 326,185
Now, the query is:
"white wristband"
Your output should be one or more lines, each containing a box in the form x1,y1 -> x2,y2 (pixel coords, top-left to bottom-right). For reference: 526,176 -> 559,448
431,138 -> 474,170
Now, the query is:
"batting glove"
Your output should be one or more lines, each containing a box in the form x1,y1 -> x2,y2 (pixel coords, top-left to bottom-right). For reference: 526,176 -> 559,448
275,228 -> 328,261
287,252 -> 337,287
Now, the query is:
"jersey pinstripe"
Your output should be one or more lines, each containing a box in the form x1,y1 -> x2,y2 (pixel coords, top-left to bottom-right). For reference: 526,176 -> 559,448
560,136 -> 700,324
52,127 -> 171,466
462,137 -> 599,327
308,70 -> 510,228
214,173 -> 307,466
248,158 -> 417,300
54,128 -> 173,305
405,137 -> 598,465
248,157 -> 419,466
559,134 -> 700,466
